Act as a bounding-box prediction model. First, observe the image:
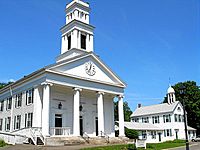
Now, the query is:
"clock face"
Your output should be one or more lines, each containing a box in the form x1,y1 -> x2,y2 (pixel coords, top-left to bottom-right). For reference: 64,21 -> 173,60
85,61 -> 96,76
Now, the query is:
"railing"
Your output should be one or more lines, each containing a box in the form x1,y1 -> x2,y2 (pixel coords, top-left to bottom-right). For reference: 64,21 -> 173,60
29,127 -> 44,145
29,128 -> 37,145
100,131 -> 109,143
82,132 -> 90,143
50,127 -> 70,136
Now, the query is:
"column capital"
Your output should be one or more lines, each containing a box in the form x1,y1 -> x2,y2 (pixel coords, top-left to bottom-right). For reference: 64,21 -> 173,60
73,87 -> 82,92
41,82 -> 53,87
117,94 -> 124,99
96,91 -> 105,96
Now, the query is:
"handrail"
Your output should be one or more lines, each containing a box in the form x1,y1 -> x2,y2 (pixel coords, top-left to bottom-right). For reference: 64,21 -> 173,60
82,132 -> 90,143
100,131 -> 109,143
29,128 -> 37,145
50,127 -> 70,136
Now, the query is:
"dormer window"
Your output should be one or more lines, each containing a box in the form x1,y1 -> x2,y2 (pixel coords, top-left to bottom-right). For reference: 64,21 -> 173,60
81,34 -> 86,49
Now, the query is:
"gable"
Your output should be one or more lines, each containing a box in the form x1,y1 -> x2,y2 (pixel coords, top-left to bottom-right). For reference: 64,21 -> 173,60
47,54 -> 125,87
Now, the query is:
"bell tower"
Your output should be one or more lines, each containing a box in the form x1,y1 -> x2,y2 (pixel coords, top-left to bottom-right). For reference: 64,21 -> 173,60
60,0 -> 94,54
167,85 -> 176,104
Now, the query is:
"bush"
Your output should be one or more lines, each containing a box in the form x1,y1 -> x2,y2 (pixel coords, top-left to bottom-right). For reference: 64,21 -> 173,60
0,140 -> 7,147
165,139 -> 186,143
125,128 -> 138,139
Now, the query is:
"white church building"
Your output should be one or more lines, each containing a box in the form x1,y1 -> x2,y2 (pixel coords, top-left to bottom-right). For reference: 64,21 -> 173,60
128,86 -> 196,143
0,0 -> 126,145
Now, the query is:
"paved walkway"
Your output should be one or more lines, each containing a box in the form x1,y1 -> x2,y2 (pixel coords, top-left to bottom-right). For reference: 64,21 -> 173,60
0,144 -> 117,150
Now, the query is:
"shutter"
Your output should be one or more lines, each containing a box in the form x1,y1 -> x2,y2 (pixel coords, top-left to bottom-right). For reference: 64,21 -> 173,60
32,88 -> 34,103
5,118 -> 7,130
26,91 -> 28,105
14,116 -> 16,130
31,113 -> 33,127
25,114 -> 27,128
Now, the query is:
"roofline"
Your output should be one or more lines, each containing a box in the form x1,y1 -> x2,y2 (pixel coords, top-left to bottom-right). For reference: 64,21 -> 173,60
0,68 -> 46,94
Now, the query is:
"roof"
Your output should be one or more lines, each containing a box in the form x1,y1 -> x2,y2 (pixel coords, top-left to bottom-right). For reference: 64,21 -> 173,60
124,122 -> 163,131
187,126 -> 196,131
0,51 -> 126,94
167,86 -> 175,93
131,101 -> 180,117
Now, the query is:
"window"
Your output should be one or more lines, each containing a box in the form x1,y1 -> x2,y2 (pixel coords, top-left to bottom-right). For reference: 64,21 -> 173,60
0,101 -> 4,111
178,114 -> 182,122
163,114 -> 171,123
142,117 -> 149,123
15,93 -> 22,108
174,114 -> 178,122
26,89 -> 34,105
151,131 -> 156,139
152,116 -> 159,124
164,129 -> 172,137
25,113 -> 33,128
0,119 -> 3,131
5,117 -> 11,131
14,115 -> 21,130
6,97 -> 12,110
142,131 -> 147,139
81,34 -> 86,49
68,35 -> 71,50
132,117 -> 139,122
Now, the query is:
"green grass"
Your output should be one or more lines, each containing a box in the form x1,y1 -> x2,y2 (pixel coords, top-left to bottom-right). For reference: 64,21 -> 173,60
0,140 -> 7,147
81,140 -> 186,150
81,144 -> 135,150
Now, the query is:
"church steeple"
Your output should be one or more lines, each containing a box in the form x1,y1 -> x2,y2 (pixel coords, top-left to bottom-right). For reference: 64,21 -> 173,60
60,0 -> 94,55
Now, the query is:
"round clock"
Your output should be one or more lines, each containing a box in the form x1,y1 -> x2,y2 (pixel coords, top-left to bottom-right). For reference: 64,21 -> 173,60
85,61 -> 96,76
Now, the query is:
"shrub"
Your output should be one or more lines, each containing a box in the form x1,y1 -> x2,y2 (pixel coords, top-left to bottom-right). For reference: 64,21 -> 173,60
0,140 -> 7,147
125,128 -> 138,139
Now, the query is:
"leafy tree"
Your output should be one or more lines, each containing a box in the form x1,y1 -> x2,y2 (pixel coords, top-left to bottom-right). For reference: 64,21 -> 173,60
0,83 -> 7,89
114,101 -> 132,122
125,128 -> 139,139
163,81 -> 200,135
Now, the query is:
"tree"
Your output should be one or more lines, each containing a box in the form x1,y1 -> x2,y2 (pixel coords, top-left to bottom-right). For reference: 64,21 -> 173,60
0,82 -> 13,89
114,101 -> 132,122
163,81 -> 200,135
0,83 -> 7,89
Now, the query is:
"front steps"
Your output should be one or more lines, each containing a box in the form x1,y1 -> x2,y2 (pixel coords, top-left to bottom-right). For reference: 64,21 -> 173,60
44,136 -> 129,146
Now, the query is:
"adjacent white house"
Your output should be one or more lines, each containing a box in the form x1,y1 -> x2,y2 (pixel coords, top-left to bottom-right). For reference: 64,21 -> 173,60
0,0 -> 126,145
128,86 -> 196,143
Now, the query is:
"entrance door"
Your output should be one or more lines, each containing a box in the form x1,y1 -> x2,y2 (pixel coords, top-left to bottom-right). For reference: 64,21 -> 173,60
80,116 -> 83,136
55,114 -> 62,135
176,131 -> 178,139
95,117 -> 98,136
158,133 -> 161,142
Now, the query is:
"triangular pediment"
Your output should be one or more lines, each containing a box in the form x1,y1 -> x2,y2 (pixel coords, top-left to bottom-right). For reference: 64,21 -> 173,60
47,53 -> 126,87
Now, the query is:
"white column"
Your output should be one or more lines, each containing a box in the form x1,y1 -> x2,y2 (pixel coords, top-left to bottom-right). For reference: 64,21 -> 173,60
33,87 -> 42,128
118,95 -> 125,137
42,82 -> 52,137
86,34 -> 90,52
77,30 -> 81,49
73,88 -> 82,136
90,35 -> 94,52
72,30 -> 78,49
97,92 -> 104,136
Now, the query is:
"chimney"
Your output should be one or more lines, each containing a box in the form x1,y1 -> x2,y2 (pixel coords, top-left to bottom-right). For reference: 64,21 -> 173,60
138,104 -> 142,108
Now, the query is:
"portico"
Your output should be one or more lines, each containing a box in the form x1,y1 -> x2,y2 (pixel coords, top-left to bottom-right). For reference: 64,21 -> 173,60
38,81 -> 125,138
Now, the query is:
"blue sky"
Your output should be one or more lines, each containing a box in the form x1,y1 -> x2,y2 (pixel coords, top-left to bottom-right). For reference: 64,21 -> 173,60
0,0 -> 199,110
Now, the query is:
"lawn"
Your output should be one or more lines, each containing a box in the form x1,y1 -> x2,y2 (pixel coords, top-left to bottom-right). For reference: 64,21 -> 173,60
81,140 -> 186,150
